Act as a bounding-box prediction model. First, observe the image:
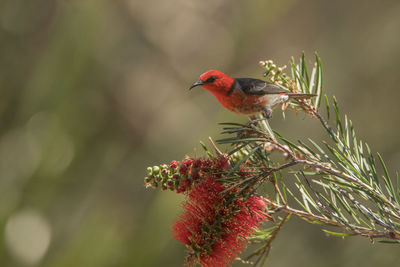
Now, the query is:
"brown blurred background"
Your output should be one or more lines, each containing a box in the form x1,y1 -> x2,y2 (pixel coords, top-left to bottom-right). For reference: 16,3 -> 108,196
1,0 -> 400,266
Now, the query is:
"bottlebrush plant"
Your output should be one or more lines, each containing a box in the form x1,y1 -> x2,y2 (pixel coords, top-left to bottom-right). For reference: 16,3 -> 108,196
144,53 -> 400,266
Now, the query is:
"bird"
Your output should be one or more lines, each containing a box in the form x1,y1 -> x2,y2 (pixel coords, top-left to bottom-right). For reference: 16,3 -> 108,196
189,70 -> 316,119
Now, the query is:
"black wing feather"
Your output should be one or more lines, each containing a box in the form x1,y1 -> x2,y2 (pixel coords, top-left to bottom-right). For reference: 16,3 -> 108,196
234,78 -> 286,95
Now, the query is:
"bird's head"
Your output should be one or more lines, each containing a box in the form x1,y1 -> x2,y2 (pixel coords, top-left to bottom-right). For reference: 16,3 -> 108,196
189,70 -> 234,95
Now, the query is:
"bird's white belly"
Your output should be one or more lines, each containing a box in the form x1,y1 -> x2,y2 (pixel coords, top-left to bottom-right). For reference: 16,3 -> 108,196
264,94 -> 289,108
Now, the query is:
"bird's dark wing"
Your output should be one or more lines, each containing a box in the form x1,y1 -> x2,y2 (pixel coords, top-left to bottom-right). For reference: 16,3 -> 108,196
232,78 -> 287,95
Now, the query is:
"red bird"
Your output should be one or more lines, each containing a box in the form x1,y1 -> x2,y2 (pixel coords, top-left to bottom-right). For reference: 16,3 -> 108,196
189,70 -> 315,119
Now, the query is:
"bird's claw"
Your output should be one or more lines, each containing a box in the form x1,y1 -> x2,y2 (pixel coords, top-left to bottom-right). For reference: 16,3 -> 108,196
236,117 -> 268,139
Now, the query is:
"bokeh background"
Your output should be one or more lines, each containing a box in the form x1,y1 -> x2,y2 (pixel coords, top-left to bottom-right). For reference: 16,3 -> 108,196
1,0 -> 400,266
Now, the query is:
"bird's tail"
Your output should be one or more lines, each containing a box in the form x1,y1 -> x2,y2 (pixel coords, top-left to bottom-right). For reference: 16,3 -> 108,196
287,93 -> 317,99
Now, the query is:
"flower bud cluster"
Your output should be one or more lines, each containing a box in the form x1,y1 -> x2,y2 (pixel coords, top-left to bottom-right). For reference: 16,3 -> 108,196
144,156 -> 231,193
259,60 -> 292,89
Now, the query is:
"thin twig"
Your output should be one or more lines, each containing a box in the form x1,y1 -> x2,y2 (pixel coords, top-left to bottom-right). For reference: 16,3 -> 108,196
265,199 -> 400,240
208,136 -> 223,157
273,177 -> 287,205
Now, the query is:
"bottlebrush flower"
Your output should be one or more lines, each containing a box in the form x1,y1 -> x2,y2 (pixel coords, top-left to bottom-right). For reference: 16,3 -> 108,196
145,155 -> 270,266
172,177 -> 270,267
144,156 -> 231,193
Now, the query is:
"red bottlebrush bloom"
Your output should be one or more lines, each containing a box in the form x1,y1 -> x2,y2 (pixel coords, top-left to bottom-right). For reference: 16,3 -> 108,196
172,177 -> 269,267
177,179 -> 192,193
182,158 -> 194,167
145,155 -> 233,194
170,160 -> 179,169
213,156 -> 231,172
192,158 -> 202,168
191,171 -> 200,181
145,155 -> 270,266
179,164 -> 189,175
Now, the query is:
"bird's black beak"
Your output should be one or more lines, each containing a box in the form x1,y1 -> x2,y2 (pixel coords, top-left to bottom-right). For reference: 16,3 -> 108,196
189,80 -> 204,90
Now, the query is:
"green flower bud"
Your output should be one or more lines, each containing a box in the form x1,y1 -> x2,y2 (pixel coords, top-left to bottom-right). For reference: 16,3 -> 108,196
161,183 -> 168,190
166,179 -> 174,188
161,168 -> 168,178
160,164 -> 168,169
153,166 -> 160,175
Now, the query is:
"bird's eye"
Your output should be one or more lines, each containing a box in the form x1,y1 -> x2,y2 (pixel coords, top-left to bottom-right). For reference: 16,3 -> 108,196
205,76 -> 216,83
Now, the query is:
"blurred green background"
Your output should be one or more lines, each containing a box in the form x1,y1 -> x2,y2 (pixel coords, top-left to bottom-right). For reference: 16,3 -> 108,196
1,0 -> 400,266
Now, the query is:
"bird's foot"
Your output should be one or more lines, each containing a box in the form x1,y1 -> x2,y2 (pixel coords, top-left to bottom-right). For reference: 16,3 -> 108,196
263,107 -> 272,119
246,117 -> 267,127
236,116 -> 267,139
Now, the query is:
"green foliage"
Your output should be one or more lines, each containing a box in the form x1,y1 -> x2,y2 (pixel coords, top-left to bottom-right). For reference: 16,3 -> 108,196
215,53 -> 400,265
145,53 -> 400,266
